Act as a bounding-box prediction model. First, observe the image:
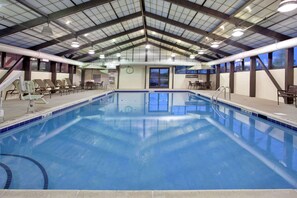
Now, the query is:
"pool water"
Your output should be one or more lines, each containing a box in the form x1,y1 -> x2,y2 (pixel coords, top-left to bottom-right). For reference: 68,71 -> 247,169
0,92 -> 297,190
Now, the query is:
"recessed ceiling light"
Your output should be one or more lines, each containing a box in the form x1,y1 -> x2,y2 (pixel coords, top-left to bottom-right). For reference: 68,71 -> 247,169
112,39 -> 116,42
246,6 -> 252,12
190,54 -> 195,59
141,30 -> 144,33
116,53 -> 121,57
177,40 -> 181,43
220,25 -> 224,30
66,21 -> 71,25
152,31 -> 156,35
171,53 -> 176,57
84,33 -> 89,37
235,58 -> 243,62
198,50 -> 206,55
232,28 -> 244,37
278,0 -> 297,12
145,44 -> 150,49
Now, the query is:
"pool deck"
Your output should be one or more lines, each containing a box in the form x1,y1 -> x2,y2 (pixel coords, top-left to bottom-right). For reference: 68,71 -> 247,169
0,189 -> 296,198
1,89 -> 297,197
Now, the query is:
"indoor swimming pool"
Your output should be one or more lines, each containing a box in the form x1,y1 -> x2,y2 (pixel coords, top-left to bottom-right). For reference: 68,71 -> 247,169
0,91 -> 297,190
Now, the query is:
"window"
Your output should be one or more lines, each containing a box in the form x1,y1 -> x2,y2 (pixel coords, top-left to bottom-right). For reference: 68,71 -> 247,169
294,47 -> 297,67
60,63 -> 68,73
175,66 -> 198,74
197,70 -> 208,74
244,58 -> 250,71
149,68 -> 169,88
235,60 -> 243,72
4,53 -> 23,69
39,60 -> 50,71
226,62 -> 230,72
272,49 -> 285,69
30,58 -> 38,71
220,63 -> 226,73
257,53 -> 268,70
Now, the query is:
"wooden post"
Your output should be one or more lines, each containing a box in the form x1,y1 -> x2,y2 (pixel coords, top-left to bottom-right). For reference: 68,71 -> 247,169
215,64 -> 220,89
81,69 -> 85,87
229,61 -> 234,93
23,56 -> 31,80
69,65 -> 73,84
268,52 -> 273,69
50,61 -> 57,84
285,48 -> 294,104
1,52 -> 6,68
250,56 -> 256,97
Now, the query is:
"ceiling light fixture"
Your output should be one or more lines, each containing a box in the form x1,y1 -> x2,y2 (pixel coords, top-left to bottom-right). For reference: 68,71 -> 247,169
278,0 -> 297,12
145,44 -> 150,49
84,33 -> 89,37
171,53 -> 176,57
211,41 -> 220,48
232,28 -> 244,37
190,54 -> 195,59
246,6 -> 252,12
112,39 -> 116,43
88,48 -> 95,55
71,38 -> 80,48
41,23 -> 53,36
116,53 -> 121,57
66,20 -> 71,25
100,54 -> 105,59
198,50 -> 206,55
177,40 -> 181,43
152,31 -> 156,35
235,58 -> 243,62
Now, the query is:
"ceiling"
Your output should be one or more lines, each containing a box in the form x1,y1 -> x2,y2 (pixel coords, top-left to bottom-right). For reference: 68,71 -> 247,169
0,0 -> 296,63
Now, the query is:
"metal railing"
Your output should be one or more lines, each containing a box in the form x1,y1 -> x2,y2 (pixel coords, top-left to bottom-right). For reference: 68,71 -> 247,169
211,86 -> 231,104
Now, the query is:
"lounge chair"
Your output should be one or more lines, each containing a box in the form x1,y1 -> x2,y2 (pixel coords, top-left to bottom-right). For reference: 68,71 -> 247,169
44,79 -> 60,93
277,85 -> 297,107
5,80 -> 20,100
17,81 -> 48,113
56,79 -> 74,95
33,79 -> 52,98
188,81 -> 195,89
65,78 -> 80,92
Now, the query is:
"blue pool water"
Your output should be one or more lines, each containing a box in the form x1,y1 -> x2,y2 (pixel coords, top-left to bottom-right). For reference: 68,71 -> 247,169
0,92 -> 297,190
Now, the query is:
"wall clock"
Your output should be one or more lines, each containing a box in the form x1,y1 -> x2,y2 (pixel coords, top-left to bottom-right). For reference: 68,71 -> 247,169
126,66 -> 134,74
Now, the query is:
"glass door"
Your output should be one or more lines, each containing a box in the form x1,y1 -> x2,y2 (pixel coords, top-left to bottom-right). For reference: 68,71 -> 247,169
149,68 -> 169,88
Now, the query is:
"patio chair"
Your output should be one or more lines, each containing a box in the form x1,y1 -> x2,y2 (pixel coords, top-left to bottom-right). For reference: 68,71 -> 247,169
44,79 -> 60,93
5,79 -> 20,100
33,79 -> 51,98
56,79 -> 74,95
188,81 -> 195,89
277,85 -> 297,107
17,80 -> 48,113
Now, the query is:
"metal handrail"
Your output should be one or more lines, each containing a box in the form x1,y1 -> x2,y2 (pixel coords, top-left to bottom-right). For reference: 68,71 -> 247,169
211,86 -> 231,104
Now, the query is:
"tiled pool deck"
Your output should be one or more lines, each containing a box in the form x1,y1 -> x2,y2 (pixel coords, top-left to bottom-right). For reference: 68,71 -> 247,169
1,89 -> 297,197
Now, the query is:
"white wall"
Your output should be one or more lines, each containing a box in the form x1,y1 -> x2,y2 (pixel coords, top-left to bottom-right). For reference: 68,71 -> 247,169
73,68 -> 82,85
119,66 -> 146,89
220,73 -> 229,87
294,68 -> 297,85
256,69 -> 285,102
57,73 -> 69,80
31,71 -> 51,80
234,71 -> 250,96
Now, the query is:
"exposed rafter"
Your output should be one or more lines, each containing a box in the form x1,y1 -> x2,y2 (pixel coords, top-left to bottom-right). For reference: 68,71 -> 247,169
164,0 -> 290,41
86,42 -> 146,62
0,0 -> 113,38
74,35 -> 145,60
145,12 -> 253,51
30,12 -> 142,51
56,27 -> 143,56
147,35 -> 216,60
148,41 -> 204,62
140,0 -> 148,42
147,27 -> 231,57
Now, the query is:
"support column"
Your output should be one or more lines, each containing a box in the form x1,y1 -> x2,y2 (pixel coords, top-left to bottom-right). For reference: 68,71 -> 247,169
285,48 -> 294,104
229,61 -> 234,93
250,56 -> 256,97
1,52 -> 6,68
206,70 -> 210,82
23,56 -> 31,81
268,52 -> 273,69
81,69 -> 86,88
69,65 -> 74,84
215,64 -> 220,89
50,61 -> 57,83
117,66 -> 120,89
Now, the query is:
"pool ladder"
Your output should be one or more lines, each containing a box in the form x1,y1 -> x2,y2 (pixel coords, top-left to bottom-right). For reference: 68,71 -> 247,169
211,86 -> 231,104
